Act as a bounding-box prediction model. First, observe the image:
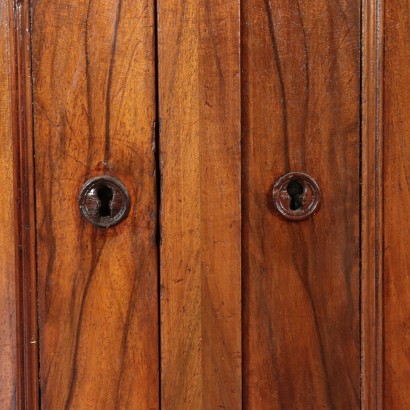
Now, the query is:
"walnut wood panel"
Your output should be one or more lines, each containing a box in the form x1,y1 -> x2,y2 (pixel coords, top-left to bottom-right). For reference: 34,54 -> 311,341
158,0 -> 242,408
242,0 -> 361,408
1,1 -> 39,408
383,0 -> 410,407
32,0 -> 159,408
361,0 -> 384,407
0,0 -> 18,407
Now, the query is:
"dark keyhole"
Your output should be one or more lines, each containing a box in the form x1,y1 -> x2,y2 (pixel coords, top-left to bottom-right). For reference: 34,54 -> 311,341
287,179 -> 304,211
97,184 -> 113,217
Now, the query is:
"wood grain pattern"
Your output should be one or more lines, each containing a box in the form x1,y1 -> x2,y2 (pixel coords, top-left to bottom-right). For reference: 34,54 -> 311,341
383,0 -> 410,407
1,1 -> 39,408
241,0 -> 361,408
32,0 -> 159,408
158,0 -> 242,408
12,0 -> 40,407
2,1 -> 406,407
361,0 -> 384,407
0,0 -> 18,407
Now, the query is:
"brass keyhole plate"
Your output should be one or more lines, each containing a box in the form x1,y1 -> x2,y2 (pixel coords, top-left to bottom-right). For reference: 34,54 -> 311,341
272,172 -> 321,221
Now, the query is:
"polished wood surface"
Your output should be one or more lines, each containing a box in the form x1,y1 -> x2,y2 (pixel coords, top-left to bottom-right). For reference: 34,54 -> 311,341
241,0 -> 361,408
158,0 -> 242,408
0,0 -> 17,407
1,0 -> 38,408
361,0 -> 384,407
32,0 -> 159,408
2,0 -> 410,408
384,0 -> 410,407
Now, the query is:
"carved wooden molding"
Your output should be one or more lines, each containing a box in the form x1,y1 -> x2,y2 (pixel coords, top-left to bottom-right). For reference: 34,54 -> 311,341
361,0 -> 384,407
9,0 -> 39,408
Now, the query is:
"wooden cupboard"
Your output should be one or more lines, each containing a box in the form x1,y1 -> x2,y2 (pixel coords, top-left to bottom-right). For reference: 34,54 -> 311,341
0,0 -> 406,408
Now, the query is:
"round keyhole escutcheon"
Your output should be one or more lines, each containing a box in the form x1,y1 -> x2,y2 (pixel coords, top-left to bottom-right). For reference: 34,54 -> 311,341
272,172 -> 321,221
78,176 -> 130,228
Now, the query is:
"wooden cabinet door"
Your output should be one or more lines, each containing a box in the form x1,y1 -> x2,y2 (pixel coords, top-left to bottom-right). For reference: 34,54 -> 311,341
241,1 -> 361,407
32,0 -> 159,408
0,0 -> 406,409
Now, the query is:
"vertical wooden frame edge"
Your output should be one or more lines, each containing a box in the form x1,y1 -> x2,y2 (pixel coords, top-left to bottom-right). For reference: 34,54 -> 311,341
154,0 -> 161,406
361,0 -> 384,407
9,0 -> 39,408
10,0 -> 39,407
